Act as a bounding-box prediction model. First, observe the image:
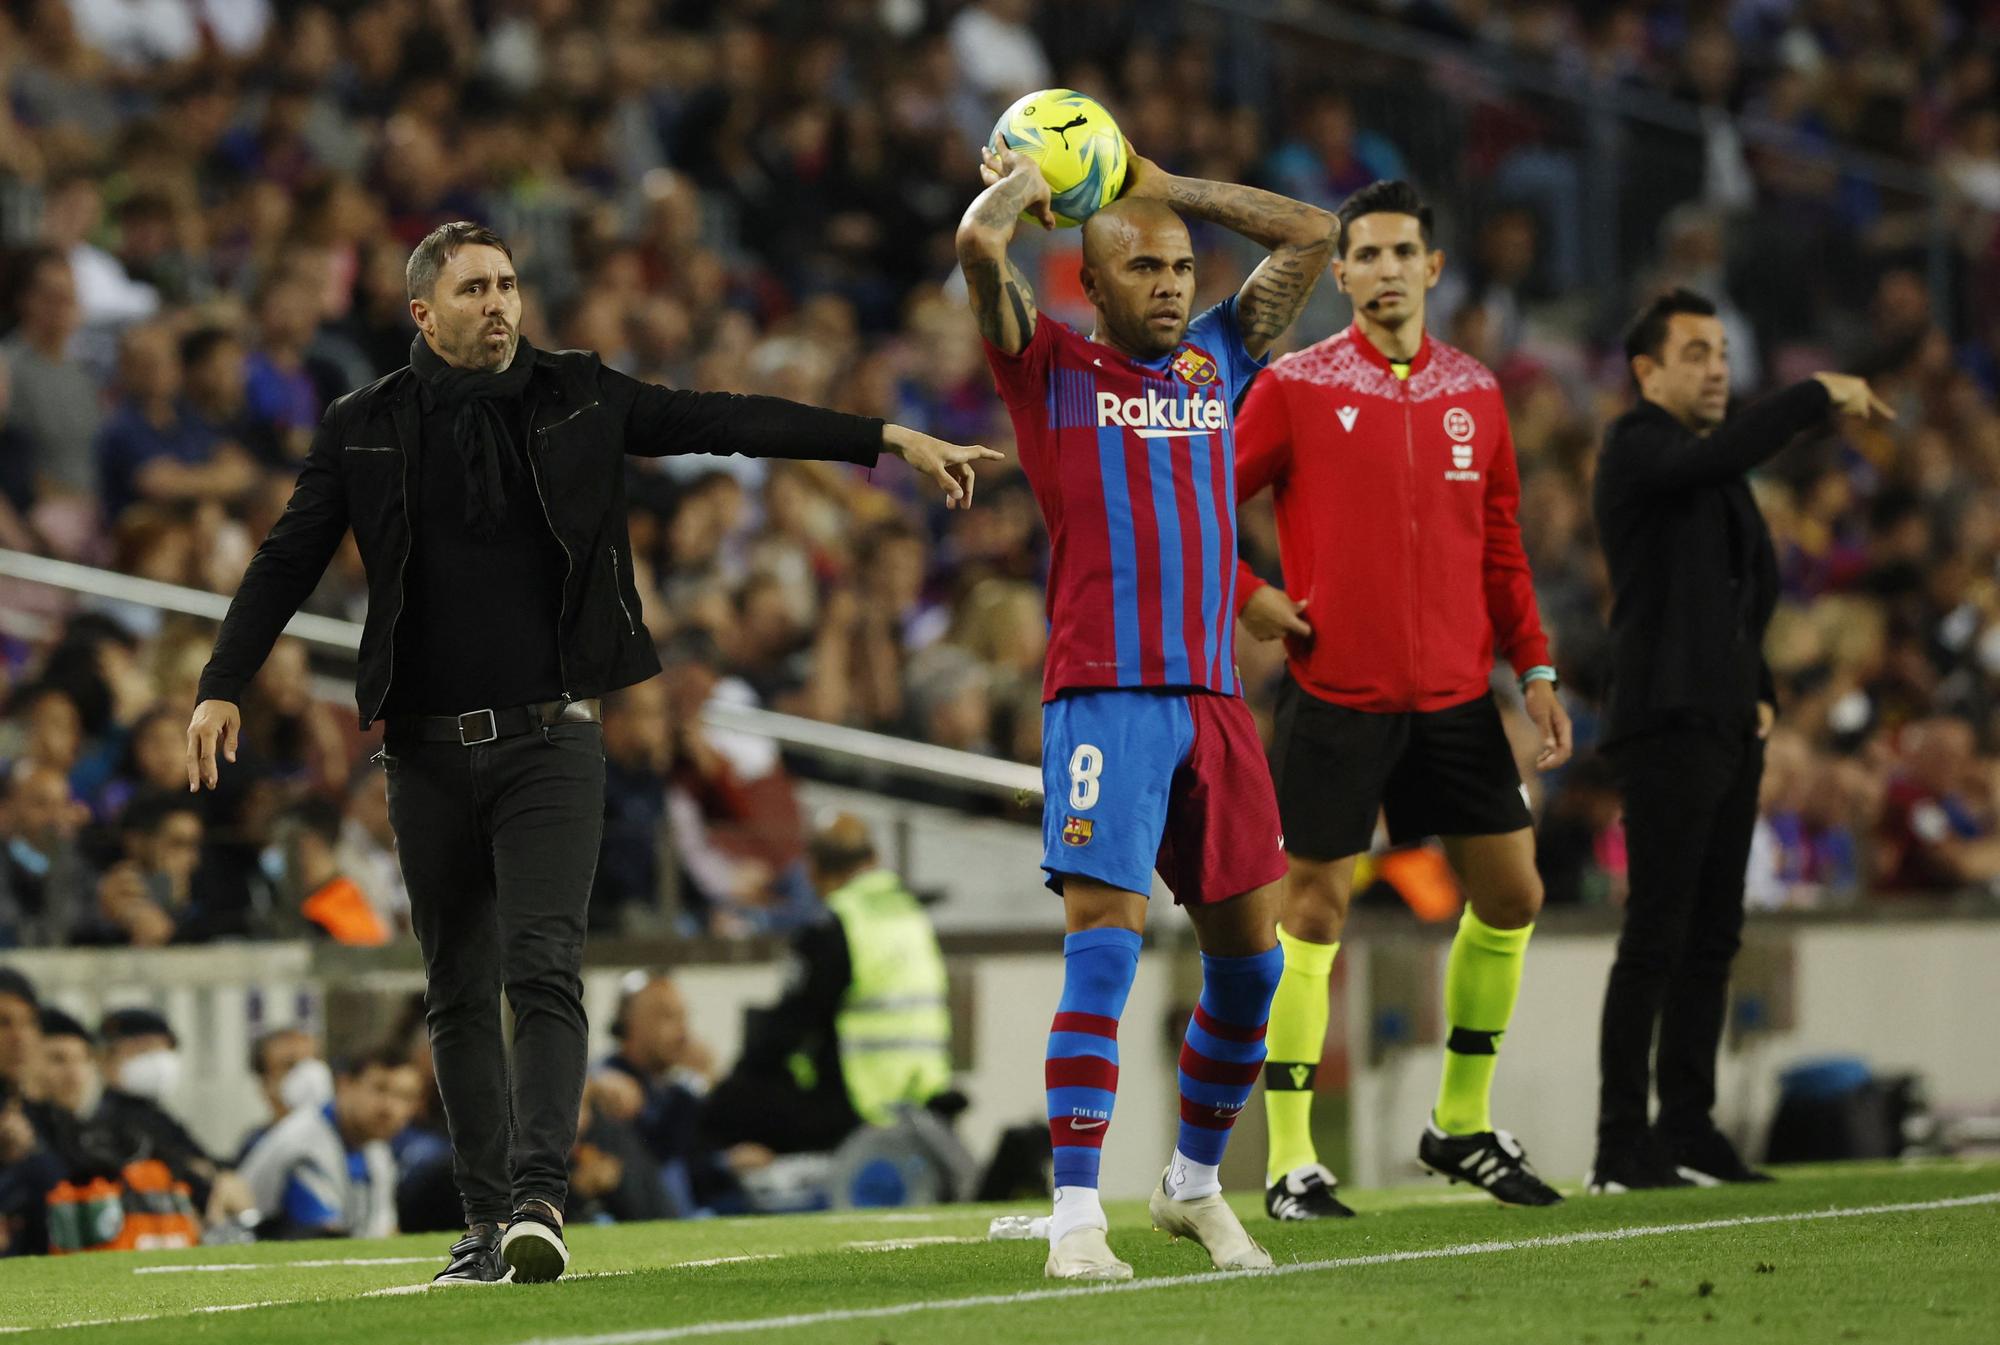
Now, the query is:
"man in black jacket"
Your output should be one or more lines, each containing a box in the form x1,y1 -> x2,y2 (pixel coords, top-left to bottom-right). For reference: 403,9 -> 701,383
184,221 -> 998,1283
1587,289 -> 1888,1194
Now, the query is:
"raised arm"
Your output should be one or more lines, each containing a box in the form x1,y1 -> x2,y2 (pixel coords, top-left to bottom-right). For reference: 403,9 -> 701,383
1121,149 -> 1338,360
955,146 -> 1056,357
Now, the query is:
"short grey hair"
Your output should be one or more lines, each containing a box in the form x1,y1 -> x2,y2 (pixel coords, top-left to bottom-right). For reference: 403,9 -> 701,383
405,221 -> 513,301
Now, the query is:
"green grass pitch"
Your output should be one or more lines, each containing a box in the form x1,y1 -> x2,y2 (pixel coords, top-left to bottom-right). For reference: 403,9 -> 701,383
0,1160 -> 1993,1343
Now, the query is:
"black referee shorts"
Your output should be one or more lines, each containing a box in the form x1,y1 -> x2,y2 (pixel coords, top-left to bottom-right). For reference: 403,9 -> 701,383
1270,675 -> 1531,860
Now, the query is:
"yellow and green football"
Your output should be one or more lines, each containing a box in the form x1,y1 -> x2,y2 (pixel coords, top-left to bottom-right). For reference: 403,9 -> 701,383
988,89 -> 1128,228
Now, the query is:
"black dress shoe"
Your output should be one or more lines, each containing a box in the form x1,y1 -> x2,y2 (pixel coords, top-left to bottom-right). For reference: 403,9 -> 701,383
501,1200 -> 571,1283
1664,1128 -> 1774,1186
434,1223 -> 512,1284
1587,1139 -> 1695,1194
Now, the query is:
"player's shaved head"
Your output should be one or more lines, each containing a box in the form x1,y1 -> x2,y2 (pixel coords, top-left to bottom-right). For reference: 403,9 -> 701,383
1081,198 -> 1189,268
1080,199 -> 1198,360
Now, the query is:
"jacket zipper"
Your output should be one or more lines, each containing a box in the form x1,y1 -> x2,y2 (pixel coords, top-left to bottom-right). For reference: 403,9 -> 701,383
529,416 -> 584,701
609,545 -> 636,635
1402,382 -> 1421,700
368,444 -> 413,725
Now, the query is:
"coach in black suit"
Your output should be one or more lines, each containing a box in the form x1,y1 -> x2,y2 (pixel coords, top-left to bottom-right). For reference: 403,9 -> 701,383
184,222 -> 997,1283
1587,288 -> 1888,1194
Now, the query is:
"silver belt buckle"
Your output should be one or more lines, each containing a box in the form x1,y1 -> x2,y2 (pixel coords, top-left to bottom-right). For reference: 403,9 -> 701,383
458,708 -> 499,745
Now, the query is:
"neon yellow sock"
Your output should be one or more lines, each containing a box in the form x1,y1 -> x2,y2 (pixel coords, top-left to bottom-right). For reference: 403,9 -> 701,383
1434,907 -> 1533,1135
1263,926 -> 1338,1184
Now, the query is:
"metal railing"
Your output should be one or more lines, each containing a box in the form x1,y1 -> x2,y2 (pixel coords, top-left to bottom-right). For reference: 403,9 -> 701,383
0,548 -> 1043,801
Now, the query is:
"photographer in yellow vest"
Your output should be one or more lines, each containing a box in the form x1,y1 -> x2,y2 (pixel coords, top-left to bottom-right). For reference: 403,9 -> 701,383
702,814 -> 952,1157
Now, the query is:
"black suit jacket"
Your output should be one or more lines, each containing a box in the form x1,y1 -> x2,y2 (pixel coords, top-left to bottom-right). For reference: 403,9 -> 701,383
198,347 -> 884,726
1592,382 -> 1832,744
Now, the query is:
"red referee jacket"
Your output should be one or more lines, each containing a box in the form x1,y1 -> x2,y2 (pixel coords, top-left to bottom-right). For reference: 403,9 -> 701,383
1233,325 -> 1551,714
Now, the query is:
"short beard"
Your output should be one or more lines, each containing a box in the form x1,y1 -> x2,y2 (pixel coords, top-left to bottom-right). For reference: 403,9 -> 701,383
1109,312 -> 1184,361
452,327 -> 517,371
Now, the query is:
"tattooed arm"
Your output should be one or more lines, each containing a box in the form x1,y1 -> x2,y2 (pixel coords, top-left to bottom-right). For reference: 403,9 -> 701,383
955,146 -> 1056,356
1121,149 -> 1338,360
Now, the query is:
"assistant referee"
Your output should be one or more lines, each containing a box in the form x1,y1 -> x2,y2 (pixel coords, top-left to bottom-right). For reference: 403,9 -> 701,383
185,222 -> 997,1284
1589,288 -> 1888,1194
1236,181 -> 1570,1218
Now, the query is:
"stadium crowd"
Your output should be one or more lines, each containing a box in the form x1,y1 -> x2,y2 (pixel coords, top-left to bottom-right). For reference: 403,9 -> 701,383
0,0 -> 1998,967
0,960 -> 766,1252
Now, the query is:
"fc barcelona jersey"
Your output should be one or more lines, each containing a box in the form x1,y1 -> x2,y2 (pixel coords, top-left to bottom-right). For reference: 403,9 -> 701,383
984,298 -> 1266,702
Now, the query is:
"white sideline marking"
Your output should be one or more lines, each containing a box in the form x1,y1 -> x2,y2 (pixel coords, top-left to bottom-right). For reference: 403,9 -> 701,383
135,1256 -> 436,1274
13,1191 -> 1993,1339
843,1236 -> 985,1251
366,1271 -> 636,1297
517,1192 -> 2000,1345
667,1254 -> 782,1269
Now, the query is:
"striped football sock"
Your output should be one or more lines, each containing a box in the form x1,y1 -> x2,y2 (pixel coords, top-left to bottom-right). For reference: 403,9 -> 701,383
1169,945 -> 1284,1200
1046,927 -> 1141,1241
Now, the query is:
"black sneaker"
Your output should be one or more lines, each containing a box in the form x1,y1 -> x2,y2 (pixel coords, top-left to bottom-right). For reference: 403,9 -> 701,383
1265,1163 -> 1358,1220
1587,1138 -> 1696,1194
501,1199 -> 570,1283
1419,1119 -> 1564,1206
1664,1128 -> 1774,1186
433,1223 -> 512,1285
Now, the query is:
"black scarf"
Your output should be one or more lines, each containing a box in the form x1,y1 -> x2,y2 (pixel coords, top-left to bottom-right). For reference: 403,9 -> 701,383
410,333 -> 538,538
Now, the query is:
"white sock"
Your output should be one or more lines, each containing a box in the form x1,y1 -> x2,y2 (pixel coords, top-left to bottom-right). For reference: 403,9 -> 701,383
1166,1150 -> 1222,1201
1048,1185 -> 1106,1244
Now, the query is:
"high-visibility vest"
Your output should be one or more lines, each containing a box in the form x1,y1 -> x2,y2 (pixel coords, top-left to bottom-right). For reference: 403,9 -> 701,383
827,869 -> 951,1127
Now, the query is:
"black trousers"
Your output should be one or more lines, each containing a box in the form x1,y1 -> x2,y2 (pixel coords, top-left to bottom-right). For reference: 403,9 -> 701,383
1598,722 -> 1763,1148
384,721 -> 604,1224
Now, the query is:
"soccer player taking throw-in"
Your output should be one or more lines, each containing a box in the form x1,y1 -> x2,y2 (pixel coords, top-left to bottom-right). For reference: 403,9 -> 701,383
957,142 -> 1336,1280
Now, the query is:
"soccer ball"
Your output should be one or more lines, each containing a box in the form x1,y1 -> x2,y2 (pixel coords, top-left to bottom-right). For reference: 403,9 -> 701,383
988,89 -> 1128,229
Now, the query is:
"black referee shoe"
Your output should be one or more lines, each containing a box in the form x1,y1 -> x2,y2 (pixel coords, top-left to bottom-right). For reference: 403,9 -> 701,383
1419,1119 -> 1564,1206
1265,1163 -> 1358,1220
501,1200 -> 571,1283
1664,1128 -> 1774,1187
433,1223 -> 512,1285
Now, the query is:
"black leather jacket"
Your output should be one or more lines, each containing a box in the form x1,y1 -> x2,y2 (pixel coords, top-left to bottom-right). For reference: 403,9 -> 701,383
199,345 -> 882,726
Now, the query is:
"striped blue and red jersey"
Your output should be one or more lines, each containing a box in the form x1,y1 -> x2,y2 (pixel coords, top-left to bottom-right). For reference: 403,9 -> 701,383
984,298 -> 1266,702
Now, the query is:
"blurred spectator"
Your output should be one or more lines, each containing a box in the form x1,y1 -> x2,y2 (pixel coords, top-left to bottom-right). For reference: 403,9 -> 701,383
71,791 -> 200,946
1877,717 -> 2000,893
1265,87 -> 1410,213
592,973 -> 724,1209
271,796 -> 390,946
0,248 -> 100,513
0,968 -> 38,1099
0,764 -> 93,946
95,323 -> 257,520
593,678 -> 673,935
0,968 -> 59,1258
949,0 -> 1052,100
333,765 -> 405,937
35,1009 -> 97,1120
93,1007 -> 245,1219
237,1046 -> 416,1239
236,1026 -> 326,1163
38,173 -> 159,336
179,326 -> 284,468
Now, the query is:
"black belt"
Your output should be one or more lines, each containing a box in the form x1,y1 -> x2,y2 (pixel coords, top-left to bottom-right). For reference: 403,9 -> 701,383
389,698 -> 601,746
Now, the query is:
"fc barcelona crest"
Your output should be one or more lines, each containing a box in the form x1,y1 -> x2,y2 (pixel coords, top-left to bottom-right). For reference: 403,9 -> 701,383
1170,347 -> 1219,387
1062,816 -> 1094,846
